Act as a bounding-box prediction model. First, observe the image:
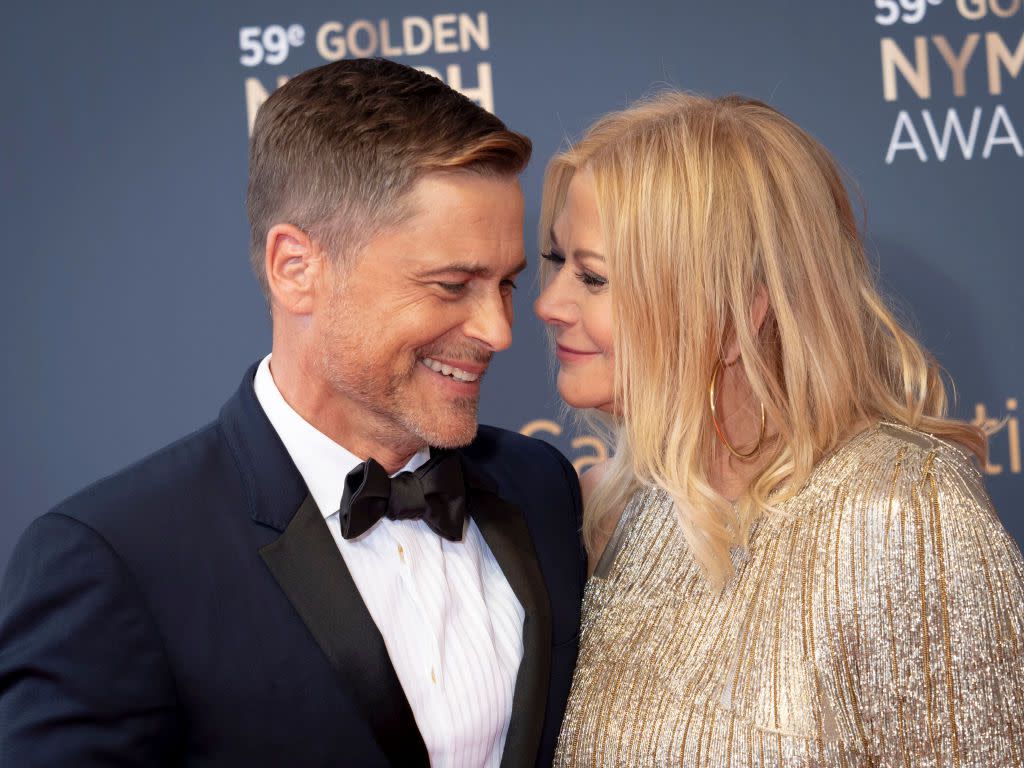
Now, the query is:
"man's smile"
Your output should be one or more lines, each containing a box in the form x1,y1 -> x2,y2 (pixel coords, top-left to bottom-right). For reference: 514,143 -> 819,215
420,356 -> 483,383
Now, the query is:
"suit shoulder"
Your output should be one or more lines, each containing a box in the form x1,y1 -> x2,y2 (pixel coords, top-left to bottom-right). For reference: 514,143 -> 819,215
50,419 -> 229,531
468,424 -> 574,473
465,425 -> 581,502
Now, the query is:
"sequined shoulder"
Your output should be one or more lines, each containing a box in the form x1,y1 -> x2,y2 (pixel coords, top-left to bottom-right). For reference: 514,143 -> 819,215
875,420 -> 980,469
589,485 -> 653,579
785,421 -> 986,514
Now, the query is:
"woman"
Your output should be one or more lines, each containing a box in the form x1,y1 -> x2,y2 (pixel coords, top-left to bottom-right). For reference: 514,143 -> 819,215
535,92 -> 1024,766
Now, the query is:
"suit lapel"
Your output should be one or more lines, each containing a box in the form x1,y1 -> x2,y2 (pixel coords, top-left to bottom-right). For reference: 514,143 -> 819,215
222,365 -> 427,763
464,461 -> 552,768
259,495 -> 428,767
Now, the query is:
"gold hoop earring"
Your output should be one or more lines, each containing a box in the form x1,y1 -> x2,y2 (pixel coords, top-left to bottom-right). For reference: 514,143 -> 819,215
708,360 -> 766,459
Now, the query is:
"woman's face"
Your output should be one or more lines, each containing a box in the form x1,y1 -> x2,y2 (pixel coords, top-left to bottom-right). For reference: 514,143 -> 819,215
534,170 -> 615,413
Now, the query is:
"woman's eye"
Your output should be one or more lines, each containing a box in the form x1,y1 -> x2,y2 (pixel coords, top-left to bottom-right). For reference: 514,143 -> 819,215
576,271 -> 608,289
500,279 -> 518,295
541,251 -> 565,267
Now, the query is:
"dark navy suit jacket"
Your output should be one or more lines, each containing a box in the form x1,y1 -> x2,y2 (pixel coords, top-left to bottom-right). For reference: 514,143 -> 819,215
0,364 -> 586,766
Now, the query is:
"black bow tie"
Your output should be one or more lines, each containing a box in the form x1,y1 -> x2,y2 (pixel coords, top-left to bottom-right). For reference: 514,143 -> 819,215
338,450 -> 467,541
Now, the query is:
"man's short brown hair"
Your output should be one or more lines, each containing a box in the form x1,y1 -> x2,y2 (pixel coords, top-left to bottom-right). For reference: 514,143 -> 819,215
246,58 -> 532,298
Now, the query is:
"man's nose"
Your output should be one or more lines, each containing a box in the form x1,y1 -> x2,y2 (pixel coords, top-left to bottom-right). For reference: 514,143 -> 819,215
463,292 -> 514,352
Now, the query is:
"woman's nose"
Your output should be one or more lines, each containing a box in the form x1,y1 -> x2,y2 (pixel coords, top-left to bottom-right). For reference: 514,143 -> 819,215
534,273 -> 577,328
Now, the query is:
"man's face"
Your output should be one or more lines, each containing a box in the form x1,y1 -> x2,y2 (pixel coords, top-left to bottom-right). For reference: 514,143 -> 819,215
314,172 -> 526,450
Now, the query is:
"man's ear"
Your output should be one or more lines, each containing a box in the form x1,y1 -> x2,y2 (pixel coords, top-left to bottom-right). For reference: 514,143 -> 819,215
264,223 -> 323,315
723,286 -> 770,365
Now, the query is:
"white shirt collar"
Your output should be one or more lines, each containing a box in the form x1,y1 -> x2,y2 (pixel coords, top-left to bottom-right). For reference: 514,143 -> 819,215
253,354 -> 430,520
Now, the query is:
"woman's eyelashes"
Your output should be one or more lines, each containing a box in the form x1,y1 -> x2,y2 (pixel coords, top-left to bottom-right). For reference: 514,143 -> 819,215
542,251 -> 608,290
576,270 -> 608,289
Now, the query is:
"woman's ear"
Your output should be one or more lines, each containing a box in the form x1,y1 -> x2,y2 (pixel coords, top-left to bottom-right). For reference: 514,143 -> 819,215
723,286 -> 770,365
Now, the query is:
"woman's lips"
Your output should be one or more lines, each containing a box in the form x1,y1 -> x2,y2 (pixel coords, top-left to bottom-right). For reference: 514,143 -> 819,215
556,343 -> 601,363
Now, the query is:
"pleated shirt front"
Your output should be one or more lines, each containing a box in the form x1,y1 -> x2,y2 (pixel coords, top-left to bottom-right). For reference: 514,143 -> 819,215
255,355 -> 525,768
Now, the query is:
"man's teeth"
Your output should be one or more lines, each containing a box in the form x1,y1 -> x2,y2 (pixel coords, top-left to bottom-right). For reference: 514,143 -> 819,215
422,357 -> 480,382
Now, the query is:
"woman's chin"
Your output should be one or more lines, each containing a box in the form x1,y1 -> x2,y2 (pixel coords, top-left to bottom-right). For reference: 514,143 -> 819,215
556,385 -> 614,414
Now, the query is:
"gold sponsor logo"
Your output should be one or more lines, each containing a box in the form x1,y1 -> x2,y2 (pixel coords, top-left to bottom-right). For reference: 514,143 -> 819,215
519,420 -> 609,475
974,398 -> 1022,474
521,399 -> 1022,478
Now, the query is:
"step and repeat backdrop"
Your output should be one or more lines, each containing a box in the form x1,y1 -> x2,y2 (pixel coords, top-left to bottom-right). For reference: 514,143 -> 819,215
2,0 -> 1021,569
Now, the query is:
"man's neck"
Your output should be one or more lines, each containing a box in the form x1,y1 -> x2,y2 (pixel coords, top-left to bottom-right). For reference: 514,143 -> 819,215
268,353 -> 424,475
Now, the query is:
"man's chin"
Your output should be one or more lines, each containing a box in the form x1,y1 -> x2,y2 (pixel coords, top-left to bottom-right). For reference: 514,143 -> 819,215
398,400 -> 479,449
419,421 -> 479,449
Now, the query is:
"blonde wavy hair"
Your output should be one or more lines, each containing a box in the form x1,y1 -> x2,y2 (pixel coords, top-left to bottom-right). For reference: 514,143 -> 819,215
539,92 -> 985,586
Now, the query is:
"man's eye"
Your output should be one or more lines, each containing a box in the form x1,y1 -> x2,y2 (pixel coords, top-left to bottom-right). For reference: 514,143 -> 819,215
540,251 -> 565,267
438,282 -> 468,294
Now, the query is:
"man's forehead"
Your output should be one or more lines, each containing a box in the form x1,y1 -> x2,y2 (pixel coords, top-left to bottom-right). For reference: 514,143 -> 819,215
405,171 -> 522,214
360,172 -> 525,272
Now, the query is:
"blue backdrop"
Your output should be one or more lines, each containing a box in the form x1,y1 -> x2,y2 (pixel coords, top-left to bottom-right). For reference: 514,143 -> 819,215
2,0 -> 1021,571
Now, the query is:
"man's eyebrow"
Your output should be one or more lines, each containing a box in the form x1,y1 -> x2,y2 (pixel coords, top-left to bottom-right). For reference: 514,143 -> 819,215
418,259 -> 528,278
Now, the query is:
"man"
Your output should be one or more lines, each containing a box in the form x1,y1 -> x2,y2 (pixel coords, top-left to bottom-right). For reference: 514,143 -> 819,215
0,59 -> 585,766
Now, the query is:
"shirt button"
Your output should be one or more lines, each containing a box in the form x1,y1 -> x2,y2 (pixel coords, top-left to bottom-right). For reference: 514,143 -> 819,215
397,544 -> 405,563
430,667 -> 437,684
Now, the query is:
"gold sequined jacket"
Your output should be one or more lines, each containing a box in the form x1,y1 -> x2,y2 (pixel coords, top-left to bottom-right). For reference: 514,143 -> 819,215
555,422 -> 1024,767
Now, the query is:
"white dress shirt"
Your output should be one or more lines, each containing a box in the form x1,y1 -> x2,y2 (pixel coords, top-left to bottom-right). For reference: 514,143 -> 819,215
254,355 -> 524,767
